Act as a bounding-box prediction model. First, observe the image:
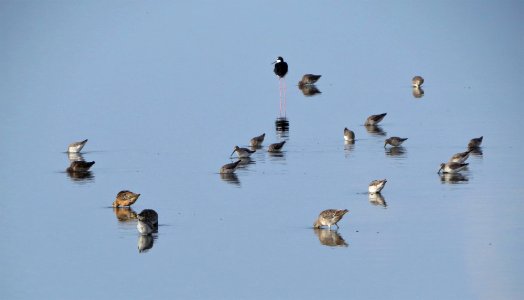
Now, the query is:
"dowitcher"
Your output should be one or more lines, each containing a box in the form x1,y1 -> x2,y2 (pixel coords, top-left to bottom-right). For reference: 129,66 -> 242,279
412,76 -> 424,88
67,160 -> 95,172
438,162 -> 469,174
137,209 -> 158,235
67,139 -> 88,153
368,179 -> 387,193
219,160 -> 241,174
365,113 -> 387,126
298,74 -> 321,87
344,127 -> 355,141
112,190 -> 141,207
313,209 -> 349,230
449,149 -> 473,163
250,133 -> 265,147
468,136 -> 483,148
267,141 -> 286,152
384,137 -> 408,148
231,146 -> 255,158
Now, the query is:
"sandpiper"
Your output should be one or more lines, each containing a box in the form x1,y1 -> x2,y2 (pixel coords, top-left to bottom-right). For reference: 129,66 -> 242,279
438,162 -> 469,174
250,133 -> 265,147
67,139 -> 88,153
314,228 -> 348,247
268,141 -> 286,153
298,74 -> 321,87
365,113 -> 387,126
219,160 -> 241,174
231,146 -> 255,158
412,76 -> 424,88
137,209 -> 158,235
112,190 -> 141,207
468,136 -> 483,148
344,128 -> 355,141
449,149 -> 473,163
67,160 -> 95,172
384,137 -> 408,148
313,209 -> 349,230
368,179 -> 387,193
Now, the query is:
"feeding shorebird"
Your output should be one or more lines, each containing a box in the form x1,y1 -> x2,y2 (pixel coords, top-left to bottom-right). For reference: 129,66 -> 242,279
313,209 -> 349,230
231,146 -> 255,158
67,139 -> 88,153
368,179 -> 387,193
438,162 -> 469,174
137,209 -> 158,235
219,160 -> 241,174
267,141 -> 286,153
468,136 -> 483,148
67,160 -> 95,172
344,128 -> 355,141
412,76 -> 424,88
250,133 -> 265,147
449,149 -> 473,163
273,56 -> 288,117
298,74 -> 321,87
384,137 -> 408,148
365,113 -> 387,126
112,190 -> 141,207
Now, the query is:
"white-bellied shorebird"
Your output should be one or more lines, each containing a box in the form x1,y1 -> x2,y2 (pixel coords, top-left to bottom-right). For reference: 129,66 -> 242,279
365,113 -> 387,126
67,139 -> 88,153
344,128 -> 355,141
438,162 -> 469,174
412,75 -> 424,88
313,209 -> 349,230
368,179 -> 387,193
449,149 -> 473,163
384,137 -> 408,148
137,209 -> 158,235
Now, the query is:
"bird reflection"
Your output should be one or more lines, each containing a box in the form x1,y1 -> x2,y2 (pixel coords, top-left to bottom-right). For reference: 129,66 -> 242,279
385,146 -> 407,157
368,193 -> 387,208
275,117 -> 289,133
299,84 -> 322,97
412,87 -> 424,98
220,172 -> 240,186
365,125 -> 386,136
440,172 -> 469,184
137,234 -> 155,253
67,152 -> 85,163
469,147 -> 483,157
344,140 -> 355,157
66,169 -> 94,182
238,157 -> 255,167
313,228 -> 348,247
113,207 -> 138,222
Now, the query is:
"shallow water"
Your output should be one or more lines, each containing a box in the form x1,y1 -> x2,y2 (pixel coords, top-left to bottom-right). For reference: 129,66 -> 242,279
1,1 -> 523,299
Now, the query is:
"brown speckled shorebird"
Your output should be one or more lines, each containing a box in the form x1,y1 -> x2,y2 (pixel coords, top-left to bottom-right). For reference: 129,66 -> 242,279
137,209 -> 158,235
412,76 -> 424,88
313,209 -> 349,230
468,136 -> 483,148
438,162 -> 469,174
219,160 -> 241,174
384,137 -> 408,148
231,146 -> 255,158
449,149 -> 473,163
368,179 -> 387,193
365,113 -> 387,126
112,190 -> 141,207
67,160 -> 95,172
344,127 -> 355,141
298,74 -> 321,87
67,139 -> 88,153
250,133 -> 265,147
268,141 -> 286,153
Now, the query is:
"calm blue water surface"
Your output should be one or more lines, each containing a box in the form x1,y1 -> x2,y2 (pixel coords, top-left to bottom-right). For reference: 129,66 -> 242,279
1,1 -> 523,299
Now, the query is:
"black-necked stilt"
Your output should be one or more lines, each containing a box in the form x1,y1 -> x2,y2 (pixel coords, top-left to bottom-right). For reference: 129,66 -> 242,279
272,56 -> 288,117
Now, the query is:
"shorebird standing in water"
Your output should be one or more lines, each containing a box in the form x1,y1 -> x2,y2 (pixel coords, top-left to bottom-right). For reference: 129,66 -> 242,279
468,136 -> 483,148
112,190 -> 141,207
412,76 -> 424,88
219,160 -> 241,174
384,137 -> 408,148
344,128 -> 355,142
449,149 -> 472,163
298,74 -> 321,87
273,56 -> 288,117
313,209 -> 349,230
231,146 -> 255,158
438,162 -> 469,174
267,141 -> 286,153
365,113 -> 387,126
368,179 -> 387,193
67,139 -> 88,153
250,133 -> 265,148
137,209 -> 158,235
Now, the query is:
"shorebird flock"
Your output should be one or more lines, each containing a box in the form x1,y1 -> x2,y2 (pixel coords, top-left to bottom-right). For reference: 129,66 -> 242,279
63,56 -> 484,245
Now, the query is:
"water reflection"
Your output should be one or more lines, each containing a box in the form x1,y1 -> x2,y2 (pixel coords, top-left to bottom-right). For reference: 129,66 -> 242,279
440,172 -> 469,184
220,172 -> 241,186
313,229 -> 348,247
66,169 -> 94,183
368,193 -> 387,208
238,157 -> 255,167
275,117 -> 289,133
344,140 -> 355,157
364,125 -> 386,136
385,146 -> 407,157
113,207 -> 138,222
137,234 -> 155,253
298,84 -> 322,97
412,87 -> 424,98
469,147 -> 483,157
67,152 -> 85,163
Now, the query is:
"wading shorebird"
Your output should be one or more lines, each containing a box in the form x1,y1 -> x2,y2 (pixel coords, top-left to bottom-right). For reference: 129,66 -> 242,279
67,160 -> 95,172
273,56 -> 289,117
112,190 -> 141,207
250,133 -> 265,147
365,113 -> 387,126
412,76 -> 424,88
137,209 -> 158,235
267,141 -> 286,153
368,179 -> 387,193
67,139 -> 88,153
313,209 -> 349,230
384,137 -> 408,148
344,128 -> 355,142
231,146 -> 255,158
438,162 -> 469,174
219,160 -> 241,174
468,136 -> 483,148
449,149 -> 473,163
298,74 -> 321,87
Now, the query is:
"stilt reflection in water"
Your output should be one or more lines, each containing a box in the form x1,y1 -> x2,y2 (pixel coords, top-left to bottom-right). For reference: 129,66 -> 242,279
275,117 -> 289,133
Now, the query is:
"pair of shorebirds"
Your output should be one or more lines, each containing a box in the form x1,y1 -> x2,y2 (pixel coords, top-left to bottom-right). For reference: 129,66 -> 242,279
343,113 -> 408,148
111,190 -> 158,235
66,139 -> 95,173
438,136 -> 483,174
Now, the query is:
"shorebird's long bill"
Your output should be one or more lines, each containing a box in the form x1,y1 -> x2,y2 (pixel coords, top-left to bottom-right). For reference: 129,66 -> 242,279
437,167 -> 443,174
230,150 -> 236,157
